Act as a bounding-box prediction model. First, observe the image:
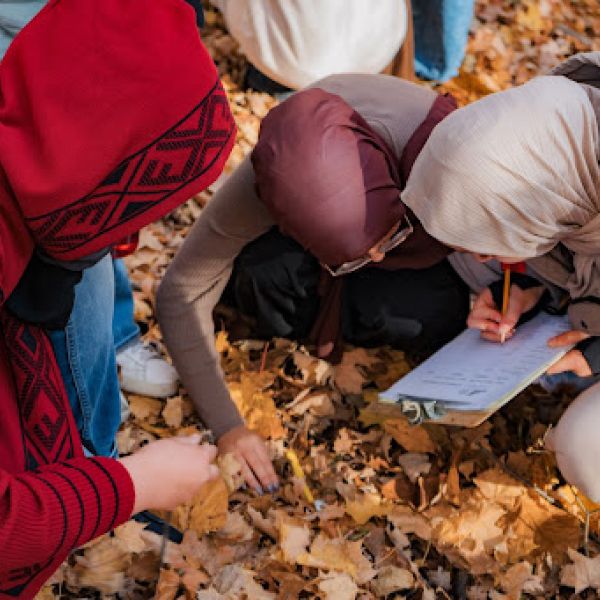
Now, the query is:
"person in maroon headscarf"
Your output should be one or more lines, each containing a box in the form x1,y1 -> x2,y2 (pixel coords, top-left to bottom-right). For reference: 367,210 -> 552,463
0,0 -> 235,597
157,74 -> 473,494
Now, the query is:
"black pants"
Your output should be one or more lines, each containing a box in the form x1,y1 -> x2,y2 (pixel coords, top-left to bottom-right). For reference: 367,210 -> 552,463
223,228 -> 470,357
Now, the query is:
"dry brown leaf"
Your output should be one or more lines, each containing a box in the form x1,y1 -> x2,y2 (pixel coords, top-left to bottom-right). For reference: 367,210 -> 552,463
561,548 -> 600,593
181,568 -> 210,598
498,561 -> 543,599
155,568 -> 180,600
342,491 -> 393,525
298,534 -> 376,584
212,564 -> 275,599
217,452 -> 244,493
505,491 -> 580,561
277,515 -> 311,563
388,507 -> 432,541
67,537 -> 129,594
247,506 -> 277,539
128,395 -> 163,423
334,348 -> 379,394
229,371 -> 284,439
289,351 -> 333,386
318,572 -> 359,600
188,477 -> 229,536
383,418 -> 437,453
112,520 -> 149,554
398,452 -> 432,483
372,565 -> 415,597
162,396 -> 183,428
216,511 -> 254,542
287,390 -> 336,417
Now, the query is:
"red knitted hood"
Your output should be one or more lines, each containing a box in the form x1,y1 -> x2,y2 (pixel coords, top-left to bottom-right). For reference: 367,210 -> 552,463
0,0 -> 235,269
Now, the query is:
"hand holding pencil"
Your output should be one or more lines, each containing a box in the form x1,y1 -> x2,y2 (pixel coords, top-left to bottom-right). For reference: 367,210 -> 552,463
467,264 -> 544,343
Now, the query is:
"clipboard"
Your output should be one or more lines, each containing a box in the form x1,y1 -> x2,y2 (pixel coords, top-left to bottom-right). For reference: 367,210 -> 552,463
374,312 -> 572,427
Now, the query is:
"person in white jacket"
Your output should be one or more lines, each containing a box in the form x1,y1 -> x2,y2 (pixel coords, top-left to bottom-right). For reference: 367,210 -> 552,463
211,0 -> 411,90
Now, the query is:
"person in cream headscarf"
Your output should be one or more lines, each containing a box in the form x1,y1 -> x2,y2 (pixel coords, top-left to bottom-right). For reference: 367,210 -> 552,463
402,51 -> 600,501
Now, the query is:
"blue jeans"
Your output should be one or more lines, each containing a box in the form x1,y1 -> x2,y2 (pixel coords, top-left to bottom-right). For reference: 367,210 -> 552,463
412,0 -> 475,82
49,257 -> 139,457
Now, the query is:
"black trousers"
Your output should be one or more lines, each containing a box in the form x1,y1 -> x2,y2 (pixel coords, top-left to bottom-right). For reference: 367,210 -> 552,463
223,228 -> 470,357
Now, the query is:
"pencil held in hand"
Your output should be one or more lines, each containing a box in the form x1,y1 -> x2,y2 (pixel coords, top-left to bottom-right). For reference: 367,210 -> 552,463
500,267 -> 511,343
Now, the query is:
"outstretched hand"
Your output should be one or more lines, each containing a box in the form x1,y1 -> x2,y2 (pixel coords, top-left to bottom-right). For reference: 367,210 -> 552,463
217,425 -> 279,494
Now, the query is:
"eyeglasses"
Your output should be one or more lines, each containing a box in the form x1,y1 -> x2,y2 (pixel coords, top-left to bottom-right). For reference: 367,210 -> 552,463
322,215 -> 413,277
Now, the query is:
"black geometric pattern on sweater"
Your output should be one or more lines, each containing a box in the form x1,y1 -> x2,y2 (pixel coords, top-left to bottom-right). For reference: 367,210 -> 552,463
0,314 -> 75,468
26,79 -> 234,255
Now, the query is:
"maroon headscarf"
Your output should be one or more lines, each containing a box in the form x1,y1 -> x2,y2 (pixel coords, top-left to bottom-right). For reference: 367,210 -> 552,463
251,88 -> 455,360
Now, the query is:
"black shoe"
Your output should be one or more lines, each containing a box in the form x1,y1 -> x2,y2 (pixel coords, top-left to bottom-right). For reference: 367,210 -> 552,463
133,510 -> 183,543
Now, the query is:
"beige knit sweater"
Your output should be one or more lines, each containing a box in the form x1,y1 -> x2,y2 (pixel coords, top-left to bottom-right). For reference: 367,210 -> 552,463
156,73 -> 437,438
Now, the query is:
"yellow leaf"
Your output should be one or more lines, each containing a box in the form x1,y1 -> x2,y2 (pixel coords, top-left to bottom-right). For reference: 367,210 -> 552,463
128,395 -> 162,423
343,492 -> 393,525
188,477 -> 229,536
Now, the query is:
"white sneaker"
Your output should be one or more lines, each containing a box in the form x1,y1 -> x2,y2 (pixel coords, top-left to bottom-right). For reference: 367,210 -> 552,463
116,341 -> 179,398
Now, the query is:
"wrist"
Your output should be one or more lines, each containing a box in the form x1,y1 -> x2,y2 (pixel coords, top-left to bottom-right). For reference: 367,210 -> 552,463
119,454 -> 150,515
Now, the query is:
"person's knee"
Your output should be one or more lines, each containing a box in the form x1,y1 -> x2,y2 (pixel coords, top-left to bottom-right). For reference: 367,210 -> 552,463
548,382 -> 600,502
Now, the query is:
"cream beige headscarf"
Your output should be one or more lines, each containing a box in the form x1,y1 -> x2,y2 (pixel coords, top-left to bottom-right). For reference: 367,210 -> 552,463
402,53 -> 600,329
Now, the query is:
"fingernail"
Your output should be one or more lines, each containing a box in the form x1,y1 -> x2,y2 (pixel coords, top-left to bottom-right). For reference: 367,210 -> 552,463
267,484 -> 278,493
255,486 -> 264,496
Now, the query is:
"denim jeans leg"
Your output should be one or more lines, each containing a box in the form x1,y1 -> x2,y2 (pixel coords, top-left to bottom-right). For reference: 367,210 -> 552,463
112,258 -> 140,352
49,255 -> 121,457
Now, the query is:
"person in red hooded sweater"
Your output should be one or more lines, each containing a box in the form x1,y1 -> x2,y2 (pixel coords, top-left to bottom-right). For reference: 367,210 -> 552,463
0,0 -> 236,597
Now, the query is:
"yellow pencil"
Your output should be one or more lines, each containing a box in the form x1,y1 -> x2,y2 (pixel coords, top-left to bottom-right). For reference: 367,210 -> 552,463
500,267 -> 511,343
285,449 -> 315,505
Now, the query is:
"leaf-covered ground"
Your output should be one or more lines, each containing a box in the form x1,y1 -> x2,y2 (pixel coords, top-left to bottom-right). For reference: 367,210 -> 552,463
39,1 -> 600,598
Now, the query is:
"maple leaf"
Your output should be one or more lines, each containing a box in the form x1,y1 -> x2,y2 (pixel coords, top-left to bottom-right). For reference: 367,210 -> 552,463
339,487 -> 393,525
188,477 -> 229,536
228,371 -> 284,439
298,533 -> 376,584
334,348 -> 379,395
561,548 -> 600,593
276,515 -> 311,563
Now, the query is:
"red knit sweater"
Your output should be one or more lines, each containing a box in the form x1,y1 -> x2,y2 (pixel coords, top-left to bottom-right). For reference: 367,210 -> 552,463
0,316 -> 135,599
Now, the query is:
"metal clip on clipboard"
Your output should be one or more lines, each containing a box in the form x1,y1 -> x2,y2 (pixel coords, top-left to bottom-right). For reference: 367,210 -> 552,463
399,399 -> 447,425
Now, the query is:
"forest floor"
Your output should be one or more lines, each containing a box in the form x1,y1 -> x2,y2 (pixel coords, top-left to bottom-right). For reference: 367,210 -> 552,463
40,1 -> 600,598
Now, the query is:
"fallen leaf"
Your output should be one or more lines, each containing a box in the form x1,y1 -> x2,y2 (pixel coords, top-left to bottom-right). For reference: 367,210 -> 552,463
162,396 -> 183,428
561,548 -> 600,594
188,477 -> 229,536
384,418 -> 437,453
217,452 -> 244,493
499,561 -> 543,600
277,515 -> 311,563
298,534 -> 376,584
318,572 -> 359,600
155,568 -> 180,600
398,452 -> 432,483
334,348 -> 379,394
372,565 -> 415,597
128,395 -> 163,423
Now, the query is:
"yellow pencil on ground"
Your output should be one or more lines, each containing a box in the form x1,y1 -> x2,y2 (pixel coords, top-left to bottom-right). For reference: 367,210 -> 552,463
285,449 -> 315,505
